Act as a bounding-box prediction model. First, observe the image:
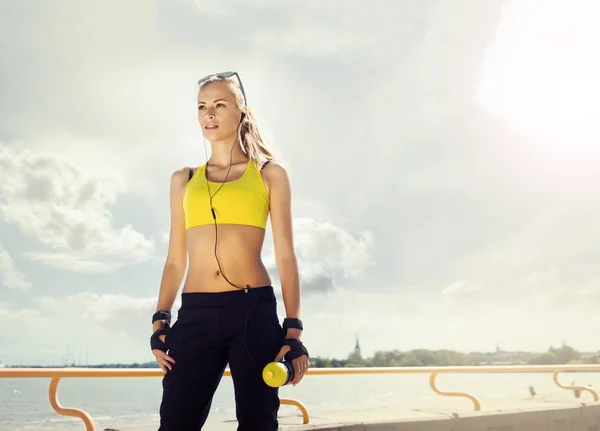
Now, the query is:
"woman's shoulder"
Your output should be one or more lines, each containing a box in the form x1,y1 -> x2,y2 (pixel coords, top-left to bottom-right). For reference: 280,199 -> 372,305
171,164 -> 204,182
169,166 -> 200,198
170,166 -> 193,183
260,160 -> 288,181
260,160 -> 288,177
259,160 -> 291,192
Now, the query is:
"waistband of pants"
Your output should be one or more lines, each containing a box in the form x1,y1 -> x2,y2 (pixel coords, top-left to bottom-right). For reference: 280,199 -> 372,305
180,285 -> 276,309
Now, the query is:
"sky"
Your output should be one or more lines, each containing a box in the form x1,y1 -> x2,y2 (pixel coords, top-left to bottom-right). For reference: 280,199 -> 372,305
2,0 -> 600,366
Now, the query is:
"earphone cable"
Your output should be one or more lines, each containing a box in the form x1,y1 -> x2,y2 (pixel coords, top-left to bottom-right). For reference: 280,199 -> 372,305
201,118 -> 260,366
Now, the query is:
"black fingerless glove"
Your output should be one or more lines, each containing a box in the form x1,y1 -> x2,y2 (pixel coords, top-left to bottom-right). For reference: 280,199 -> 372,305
150,327 -> 169,352
283,338 -> 309,361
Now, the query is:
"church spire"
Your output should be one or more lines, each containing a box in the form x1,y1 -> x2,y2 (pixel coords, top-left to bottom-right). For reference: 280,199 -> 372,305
354,334 -> 361,356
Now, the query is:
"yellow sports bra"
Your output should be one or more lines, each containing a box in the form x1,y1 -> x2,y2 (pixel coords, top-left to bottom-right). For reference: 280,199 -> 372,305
183,160 -> 270,230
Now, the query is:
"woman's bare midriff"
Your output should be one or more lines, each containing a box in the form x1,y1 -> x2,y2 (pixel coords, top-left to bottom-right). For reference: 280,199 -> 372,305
182,223 -> 272,293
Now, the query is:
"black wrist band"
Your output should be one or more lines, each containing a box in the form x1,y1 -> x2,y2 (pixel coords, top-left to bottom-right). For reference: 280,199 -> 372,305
152,310 -> 171,325
283,317 -> 303,332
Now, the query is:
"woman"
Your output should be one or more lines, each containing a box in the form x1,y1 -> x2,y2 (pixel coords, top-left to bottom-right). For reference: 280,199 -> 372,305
150,72 -> 309,431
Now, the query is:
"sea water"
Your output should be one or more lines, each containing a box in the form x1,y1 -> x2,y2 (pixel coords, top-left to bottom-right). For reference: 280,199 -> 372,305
1,371 -> 597,430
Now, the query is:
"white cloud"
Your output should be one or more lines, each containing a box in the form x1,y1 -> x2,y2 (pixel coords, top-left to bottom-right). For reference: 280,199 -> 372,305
0,305 -> 49,333
0,292 -> 162,365
264,217 -> 375,293
293,218 -> 375,279
37,292 -> 160,326
515,269 -> 600,311
0,242 -> 30,291
0,145 -> 155,273
189,0 -> 435,58
442,280 -> 482,307
0,303 -> 56,365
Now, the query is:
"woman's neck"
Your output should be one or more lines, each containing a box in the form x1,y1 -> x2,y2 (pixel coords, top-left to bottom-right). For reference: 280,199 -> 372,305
208,139 -> 247,167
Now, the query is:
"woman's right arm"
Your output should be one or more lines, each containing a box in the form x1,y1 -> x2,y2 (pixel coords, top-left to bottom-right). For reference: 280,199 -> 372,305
153,168 -> 189,333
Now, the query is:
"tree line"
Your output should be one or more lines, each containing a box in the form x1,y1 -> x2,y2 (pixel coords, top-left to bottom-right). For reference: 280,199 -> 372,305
18,344 -> 593,368
527,345 -> 598,366
309,344 -> 599,368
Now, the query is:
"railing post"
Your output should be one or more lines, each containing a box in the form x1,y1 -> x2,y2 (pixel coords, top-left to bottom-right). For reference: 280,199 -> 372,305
280,398 -> 310,424
48,376 -> 96,431
552,370 -> 599,402
429,372 -> 481,411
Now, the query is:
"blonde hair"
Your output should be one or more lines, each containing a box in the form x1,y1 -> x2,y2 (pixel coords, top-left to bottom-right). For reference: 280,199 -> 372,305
199,76 -> 279,168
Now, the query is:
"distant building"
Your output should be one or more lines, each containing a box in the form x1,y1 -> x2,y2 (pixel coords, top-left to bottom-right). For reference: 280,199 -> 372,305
354,336 -> 361,357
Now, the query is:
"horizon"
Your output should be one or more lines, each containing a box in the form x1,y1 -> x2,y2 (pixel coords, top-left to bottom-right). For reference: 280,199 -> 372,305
3,342 -> 598,368
3,0 -> 600,366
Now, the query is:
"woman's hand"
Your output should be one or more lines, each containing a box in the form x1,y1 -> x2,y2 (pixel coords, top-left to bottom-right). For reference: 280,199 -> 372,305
274,340 -> 309,386
153,348 -> 175,372
151,322 -> 175,372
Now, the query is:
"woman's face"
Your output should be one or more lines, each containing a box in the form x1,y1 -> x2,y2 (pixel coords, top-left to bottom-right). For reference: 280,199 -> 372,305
197,81 -> 243,142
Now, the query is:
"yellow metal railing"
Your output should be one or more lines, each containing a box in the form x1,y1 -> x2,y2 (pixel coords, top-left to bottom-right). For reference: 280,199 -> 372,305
2,364 -> 600,430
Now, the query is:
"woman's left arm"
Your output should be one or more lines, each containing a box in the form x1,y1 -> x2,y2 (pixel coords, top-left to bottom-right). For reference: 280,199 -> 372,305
265,162 -> 309,384
265,163 -> 301,336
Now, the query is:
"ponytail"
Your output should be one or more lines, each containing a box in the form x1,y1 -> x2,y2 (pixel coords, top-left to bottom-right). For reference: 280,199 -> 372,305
239,107 -> 278,168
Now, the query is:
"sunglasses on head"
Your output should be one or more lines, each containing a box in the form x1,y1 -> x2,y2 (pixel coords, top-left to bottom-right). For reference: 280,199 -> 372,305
197,71 -> 247,106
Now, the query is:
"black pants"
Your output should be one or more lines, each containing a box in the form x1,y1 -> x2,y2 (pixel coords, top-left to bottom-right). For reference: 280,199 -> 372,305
158,286 -> 284,431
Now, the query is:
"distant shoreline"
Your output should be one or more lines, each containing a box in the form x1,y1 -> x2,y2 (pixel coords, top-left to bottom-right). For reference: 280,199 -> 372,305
4,344 -> 597,369
5,363 -> 599,370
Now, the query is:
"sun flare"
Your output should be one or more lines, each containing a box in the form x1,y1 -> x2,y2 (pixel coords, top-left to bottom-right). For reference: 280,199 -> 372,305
476,0 -> 600,144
